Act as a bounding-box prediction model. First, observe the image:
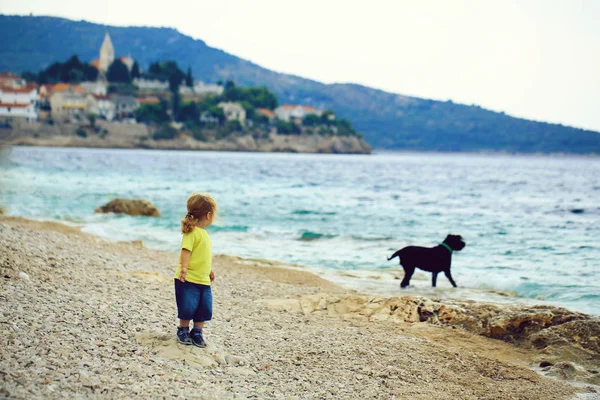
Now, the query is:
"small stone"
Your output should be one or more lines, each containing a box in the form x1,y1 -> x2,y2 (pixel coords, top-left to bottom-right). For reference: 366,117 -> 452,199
18,271 -> 30,281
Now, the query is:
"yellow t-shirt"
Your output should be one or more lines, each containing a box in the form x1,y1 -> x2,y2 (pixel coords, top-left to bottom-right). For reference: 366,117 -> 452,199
174,227 -> 212,285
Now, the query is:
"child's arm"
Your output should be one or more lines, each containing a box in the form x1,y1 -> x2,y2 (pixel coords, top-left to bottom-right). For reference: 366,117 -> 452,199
210,270 -> 215,282
178,249 -> 192,282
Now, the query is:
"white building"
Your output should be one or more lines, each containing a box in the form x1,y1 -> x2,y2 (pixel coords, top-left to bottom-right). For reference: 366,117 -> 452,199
133,78 -> 169,91
218,102 -> 246,124
0,87 -> 39,105
274,104 -> 323,122
50,90 -> 89,120
194,82 -> 224,95
0,103 -> 38,121
0,72 -> 27,89
88,95 -> 115,121
179,85 -> 194,95
80,81 -> 108,96
0,87 -> 39,121
110,94 -> 139,122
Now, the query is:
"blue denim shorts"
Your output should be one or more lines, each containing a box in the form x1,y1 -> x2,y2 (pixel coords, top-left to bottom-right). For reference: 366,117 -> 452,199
174,279 -> 213,322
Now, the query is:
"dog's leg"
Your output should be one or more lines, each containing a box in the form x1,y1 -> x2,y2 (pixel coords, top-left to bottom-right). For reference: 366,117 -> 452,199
444,269 -> 457,287
400,266 -> 415,288
432,272 -> 439,287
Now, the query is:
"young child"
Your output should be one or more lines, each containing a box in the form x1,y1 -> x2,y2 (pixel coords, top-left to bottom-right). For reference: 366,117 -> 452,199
174,193 -> 217,347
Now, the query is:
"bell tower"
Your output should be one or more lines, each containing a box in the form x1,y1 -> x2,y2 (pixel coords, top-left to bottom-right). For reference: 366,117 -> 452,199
99,32 -> 115,73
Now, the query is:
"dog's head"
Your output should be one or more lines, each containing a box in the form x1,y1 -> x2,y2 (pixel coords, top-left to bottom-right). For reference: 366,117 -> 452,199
444,234 -> 466,251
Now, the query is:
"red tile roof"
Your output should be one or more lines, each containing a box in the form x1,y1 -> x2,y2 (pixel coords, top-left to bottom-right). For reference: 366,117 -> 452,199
90,59 -> 100,69
50,83 -> 86,93
136,96 -> 160,104
0,87 -> 37,94
0,103 -> 30,108
257,108 -> 275,118
0,72 -> 22,83
278,104 -> 320,112
0,72 -> 21,78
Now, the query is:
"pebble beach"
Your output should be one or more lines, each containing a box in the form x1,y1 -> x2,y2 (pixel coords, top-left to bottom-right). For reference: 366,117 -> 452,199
1,216 -> 599,399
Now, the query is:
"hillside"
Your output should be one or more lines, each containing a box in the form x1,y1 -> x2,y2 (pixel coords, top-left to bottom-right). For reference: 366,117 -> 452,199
1,14 -> 599,153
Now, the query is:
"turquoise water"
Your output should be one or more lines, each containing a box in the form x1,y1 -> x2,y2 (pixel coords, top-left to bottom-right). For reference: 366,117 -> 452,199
1,146 -> 599,315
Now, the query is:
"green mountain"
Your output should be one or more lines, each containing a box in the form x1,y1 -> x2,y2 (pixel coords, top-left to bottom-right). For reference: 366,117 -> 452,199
1,14 -> 599,153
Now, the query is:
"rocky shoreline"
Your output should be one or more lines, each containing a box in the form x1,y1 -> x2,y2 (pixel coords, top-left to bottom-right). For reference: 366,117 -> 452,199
0,121 -> 372,154
1,216 -> 599,399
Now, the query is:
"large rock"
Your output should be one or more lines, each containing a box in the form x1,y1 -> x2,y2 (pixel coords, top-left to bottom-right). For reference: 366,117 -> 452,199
235,135 -> 258,151
529,319 -> 600,353
257,292 -> 600,382
95,198 -> 161,217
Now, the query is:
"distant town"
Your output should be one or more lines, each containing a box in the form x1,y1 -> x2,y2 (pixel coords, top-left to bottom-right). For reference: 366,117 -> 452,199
0,33 -> 362,146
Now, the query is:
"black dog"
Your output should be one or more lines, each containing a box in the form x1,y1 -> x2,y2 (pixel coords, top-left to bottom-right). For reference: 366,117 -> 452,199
387,234 -> 466,288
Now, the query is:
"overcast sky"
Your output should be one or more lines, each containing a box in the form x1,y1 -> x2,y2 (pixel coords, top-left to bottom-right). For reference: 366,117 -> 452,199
2,0 -> 599,131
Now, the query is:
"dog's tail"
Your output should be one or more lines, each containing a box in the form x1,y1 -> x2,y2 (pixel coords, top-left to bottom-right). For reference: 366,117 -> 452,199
387,250 -> 401,261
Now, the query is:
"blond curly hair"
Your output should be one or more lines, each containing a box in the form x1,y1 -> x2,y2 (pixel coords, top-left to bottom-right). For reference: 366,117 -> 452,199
181,193 -> 218,234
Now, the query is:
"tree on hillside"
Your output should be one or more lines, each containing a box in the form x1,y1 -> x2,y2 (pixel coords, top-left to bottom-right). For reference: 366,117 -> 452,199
222,84 -> 278,110
240,101 -> 256,120
134,103 -> 169,124
172,90 -> 181,120
203,106 -> 226,125
148,62 -> 162,76
185,67 -> 193,87
177,101 -> 200,123
131,61 -> 141,79
335,118 -> 357,136
107,59 -> 131,83
22,71 -> 37,82
302,114 -> 321,126
33,55 -> 98,84
147,60 -> 185,88
276,120 -> 301,135
169,73 -> 181,93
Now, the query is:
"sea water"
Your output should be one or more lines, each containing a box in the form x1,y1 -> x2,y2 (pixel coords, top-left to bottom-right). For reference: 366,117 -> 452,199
1,146 -> 598,315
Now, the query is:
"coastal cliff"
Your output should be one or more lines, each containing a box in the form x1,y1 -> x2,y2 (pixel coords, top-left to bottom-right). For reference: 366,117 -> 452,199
0,121 -> 372,154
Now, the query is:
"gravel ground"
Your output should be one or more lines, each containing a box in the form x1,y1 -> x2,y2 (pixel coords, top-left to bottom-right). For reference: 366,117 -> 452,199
0,217 -> 585,399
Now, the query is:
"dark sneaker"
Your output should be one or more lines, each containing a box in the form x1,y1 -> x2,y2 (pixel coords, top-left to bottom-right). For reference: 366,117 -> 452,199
190,329 -> 206,348
177,327 -> 192,345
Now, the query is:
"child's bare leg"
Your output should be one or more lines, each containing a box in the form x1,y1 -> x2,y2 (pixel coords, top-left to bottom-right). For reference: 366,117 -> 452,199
179,319 -> 190,328
193,321 -> 205,329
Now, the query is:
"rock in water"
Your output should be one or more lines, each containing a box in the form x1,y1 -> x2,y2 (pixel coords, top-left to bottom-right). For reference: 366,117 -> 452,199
94,198 -> 161,217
